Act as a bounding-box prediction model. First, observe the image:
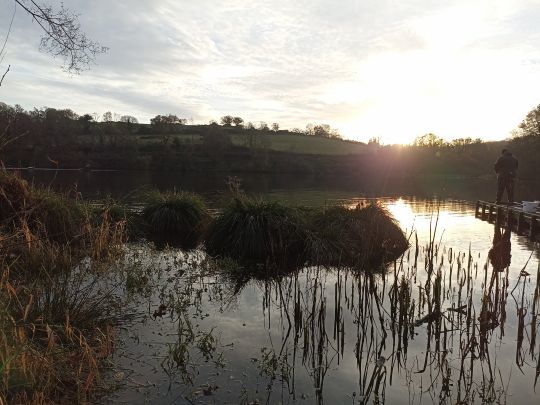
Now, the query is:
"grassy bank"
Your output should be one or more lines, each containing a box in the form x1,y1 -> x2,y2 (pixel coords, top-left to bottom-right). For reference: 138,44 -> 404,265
0,172 -> 127,403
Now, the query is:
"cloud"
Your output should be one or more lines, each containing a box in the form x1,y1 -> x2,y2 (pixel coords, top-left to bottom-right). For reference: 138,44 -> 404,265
0,0 -> 539,143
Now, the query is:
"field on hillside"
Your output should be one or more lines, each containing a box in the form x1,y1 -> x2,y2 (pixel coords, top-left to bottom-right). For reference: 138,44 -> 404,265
136,132 -> 366,155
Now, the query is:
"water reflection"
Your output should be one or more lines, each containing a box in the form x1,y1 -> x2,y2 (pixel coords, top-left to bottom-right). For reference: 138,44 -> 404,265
489,226 -> 512,272
15,169 -> 540,203
106,198 -> 540,404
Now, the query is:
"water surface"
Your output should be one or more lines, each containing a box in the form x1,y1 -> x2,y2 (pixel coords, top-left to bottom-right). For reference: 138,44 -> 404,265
102,196 -> 540,405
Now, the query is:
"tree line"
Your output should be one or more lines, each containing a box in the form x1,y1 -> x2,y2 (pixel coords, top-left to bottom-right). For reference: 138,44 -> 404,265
0,103 -> 343,140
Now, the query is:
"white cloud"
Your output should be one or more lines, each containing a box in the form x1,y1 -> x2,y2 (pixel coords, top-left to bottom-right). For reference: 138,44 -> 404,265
0,0 -> 539,143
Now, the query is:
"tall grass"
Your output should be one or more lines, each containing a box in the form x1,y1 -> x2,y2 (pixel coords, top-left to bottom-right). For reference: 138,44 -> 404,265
142,191 -> 210,249
205,199 -> 408,270
205,198 -> 307,265
0,171 -> 126,403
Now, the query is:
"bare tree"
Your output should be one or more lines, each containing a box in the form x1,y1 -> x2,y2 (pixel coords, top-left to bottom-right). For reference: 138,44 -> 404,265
12,0 -> 107,73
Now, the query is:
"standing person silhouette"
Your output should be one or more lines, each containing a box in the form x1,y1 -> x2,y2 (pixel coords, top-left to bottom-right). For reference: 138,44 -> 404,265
494,149 -> 518,204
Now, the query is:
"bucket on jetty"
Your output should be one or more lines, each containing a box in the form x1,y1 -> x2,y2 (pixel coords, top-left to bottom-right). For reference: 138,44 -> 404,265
522,201 -> 539,213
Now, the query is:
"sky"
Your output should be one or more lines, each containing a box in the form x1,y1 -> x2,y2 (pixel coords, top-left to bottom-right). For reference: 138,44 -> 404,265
1,0 -> 540,144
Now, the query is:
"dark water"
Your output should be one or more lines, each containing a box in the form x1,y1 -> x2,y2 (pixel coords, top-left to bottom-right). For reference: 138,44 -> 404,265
16,170 -> 540,404
13,168 -> 540,203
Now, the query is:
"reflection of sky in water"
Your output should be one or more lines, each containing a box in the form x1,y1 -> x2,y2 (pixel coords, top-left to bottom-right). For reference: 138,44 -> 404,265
105,198 -> 540,405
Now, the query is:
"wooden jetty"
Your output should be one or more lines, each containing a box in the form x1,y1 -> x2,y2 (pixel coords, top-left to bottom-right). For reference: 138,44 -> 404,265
475,200 -> 540,241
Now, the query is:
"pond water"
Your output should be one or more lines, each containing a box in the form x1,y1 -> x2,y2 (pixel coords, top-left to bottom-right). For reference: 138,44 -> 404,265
17,170 -> 540,404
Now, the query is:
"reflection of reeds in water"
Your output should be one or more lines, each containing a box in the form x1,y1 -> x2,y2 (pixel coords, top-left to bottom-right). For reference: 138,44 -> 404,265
128,204 -> 539,404
228,215 -> 540,404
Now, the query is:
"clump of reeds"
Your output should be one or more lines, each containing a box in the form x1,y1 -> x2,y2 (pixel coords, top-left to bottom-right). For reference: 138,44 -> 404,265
305,203 -> 408,268
205,199 -> 408,270
205,198 -> 307,265
95,200 -> 145,241
142,191 -> 210,249
353,203 -> 409,266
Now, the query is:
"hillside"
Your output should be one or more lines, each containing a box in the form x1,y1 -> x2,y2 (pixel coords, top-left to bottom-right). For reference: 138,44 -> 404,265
135,131 -> 366,156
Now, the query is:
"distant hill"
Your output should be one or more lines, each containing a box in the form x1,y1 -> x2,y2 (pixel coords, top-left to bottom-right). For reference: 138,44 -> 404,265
135,129 -> 366,156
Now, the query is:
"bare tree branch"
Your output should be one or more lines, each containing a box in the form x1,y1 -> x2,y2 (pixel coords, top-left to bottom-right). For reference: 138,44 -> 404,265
0,65 -> 10,87
0,5 -> 17,65
13,0 -> 107,73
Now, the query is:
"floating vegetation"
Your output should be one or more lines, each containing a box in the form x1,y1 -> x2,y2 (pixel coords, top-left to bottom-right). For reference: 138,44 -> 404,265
142,191 -> 210,249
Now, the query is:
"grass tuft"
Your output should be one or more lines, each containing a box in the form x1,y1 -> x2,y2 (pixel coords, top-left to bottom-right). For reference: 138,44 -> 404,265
306,203 -> 408,268
142,191 -> 210,249
205,198 -> 307,265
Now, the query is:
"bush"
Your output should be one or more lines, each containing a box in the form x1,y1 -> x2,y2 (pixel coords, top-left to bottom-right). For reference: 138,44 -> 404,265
142,191 -> 210,249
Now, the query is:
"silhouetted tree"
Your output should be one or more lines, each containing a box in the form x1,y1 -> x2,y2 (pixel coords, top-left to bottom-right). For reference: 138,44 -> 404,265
232,117 -> 244,127
259,121 -> 269,131
518,104 -> 540,137
102,111 -> 113,122
151,114 -> 186,133
220,115 -> 234,126
305,123 -> 342,139
120,115 -> 138,124
271,123 -> 279,132
78,113 -> 94,134
413,133 -> 445,147
120,115 -> 139,134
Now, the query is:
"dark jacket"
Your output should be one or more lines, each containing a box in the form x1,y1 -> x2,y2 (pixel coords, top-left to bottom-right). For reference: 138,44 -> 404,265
494,153 -> 518,178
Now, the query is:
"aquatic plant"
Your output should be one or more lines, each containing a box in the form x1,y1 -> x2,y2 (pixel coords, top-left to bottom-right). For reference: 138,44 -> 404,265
306,203 -> 408,268
205,198 -> 307,265
352,203 -> 409,266
142,191 -> 210,249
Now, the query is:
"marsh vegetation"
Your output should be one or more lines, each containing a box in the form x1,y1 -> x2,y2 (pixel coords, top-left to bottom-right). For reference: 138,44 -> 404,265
1,170 -> 539,404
